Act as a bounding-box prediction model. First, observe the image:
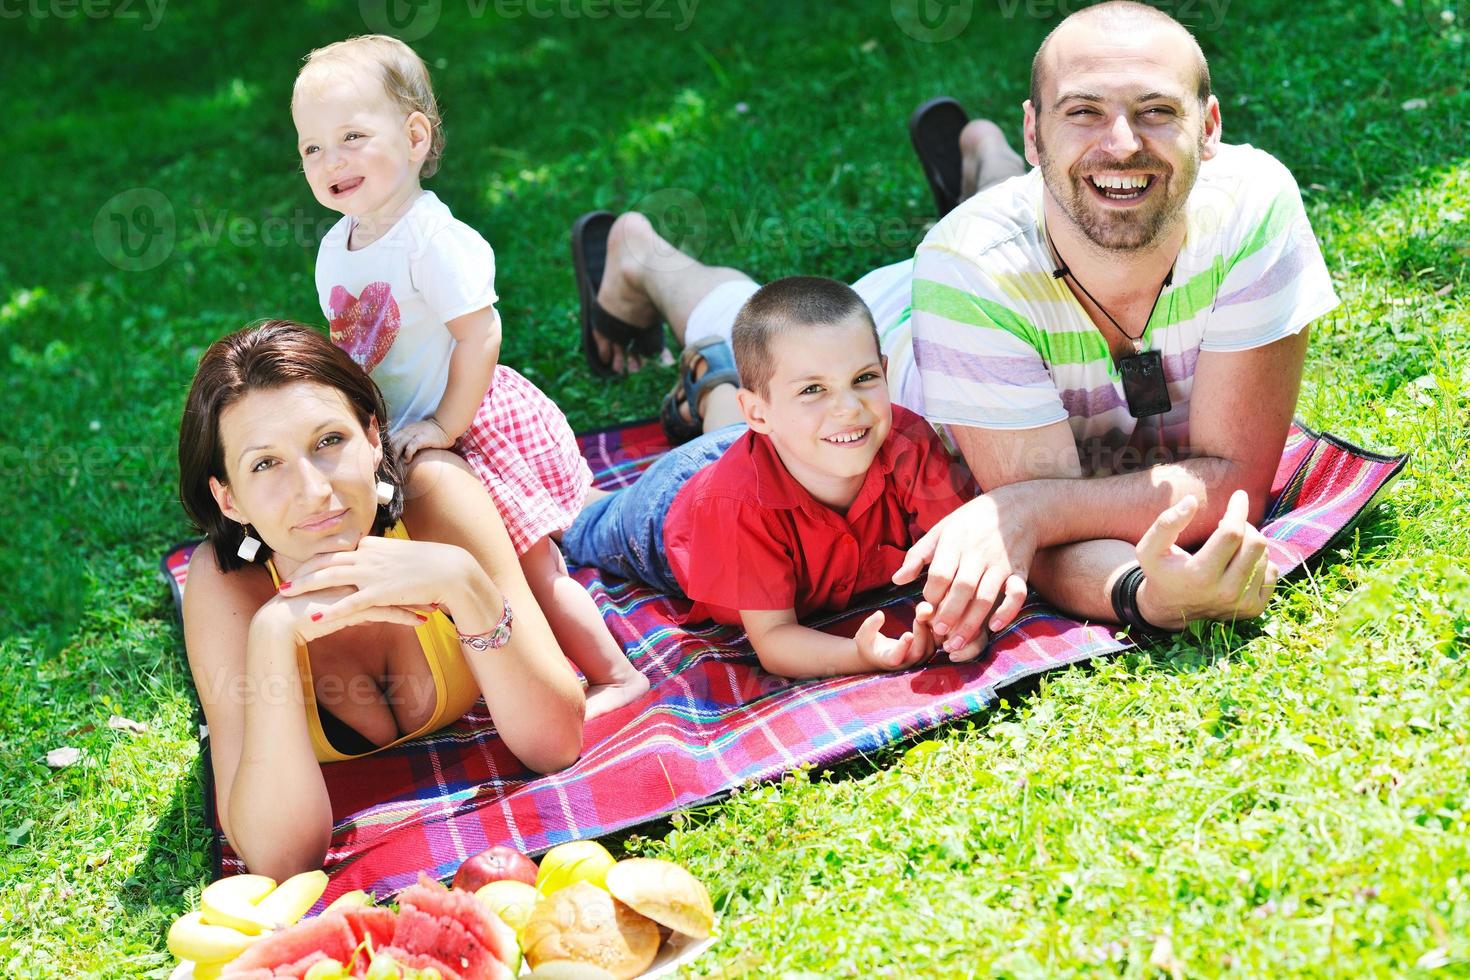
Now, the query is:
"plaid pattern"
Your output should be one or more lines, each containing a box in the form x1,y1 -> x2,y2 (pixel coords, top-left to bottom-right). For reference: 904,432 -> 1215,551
160,419 -> 1404,905
453,365 -> 593,555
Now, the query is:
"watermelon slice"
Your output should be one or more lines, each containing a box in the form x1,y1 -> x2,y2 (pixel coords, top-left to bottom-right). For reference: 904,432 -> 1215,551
223,913 -> 357,975
392,906 -> 495,978
396,875 -> 518,973
341,905 -> 398,955
373,946 -> 465,980
268,950 -> 332,977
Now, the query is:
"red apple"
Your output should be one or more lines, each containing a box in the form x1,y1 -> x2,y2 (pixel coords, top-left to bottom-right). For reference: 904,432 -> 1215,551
452,845 -> 539,891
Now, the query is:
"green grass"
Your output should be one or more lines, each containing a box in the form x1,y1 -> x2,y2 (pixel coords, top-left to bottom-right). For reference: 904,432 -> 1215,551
1,0 -> 1466,976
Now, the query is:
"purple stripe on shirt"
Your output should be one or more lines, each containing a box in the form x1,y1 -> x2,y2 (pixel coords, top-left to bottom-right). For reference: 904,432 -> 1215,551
1059,349 -> 1197,419
913,337 -> 1053,386
1164,346 -> 1199,383
1060,383 -> 1128,418
1215,240 -> 1304,308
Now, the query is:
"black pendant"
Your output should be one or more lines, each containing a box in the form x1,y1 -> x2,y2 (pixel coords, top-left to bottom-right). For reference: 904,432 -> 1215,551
1119,349 -> 1172,418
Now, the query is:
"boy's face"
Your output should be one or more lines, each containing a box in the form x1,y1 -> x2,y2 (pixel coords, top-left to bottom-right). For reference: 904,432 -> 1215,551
292,67 -> 427,221
739,316 -> 892,506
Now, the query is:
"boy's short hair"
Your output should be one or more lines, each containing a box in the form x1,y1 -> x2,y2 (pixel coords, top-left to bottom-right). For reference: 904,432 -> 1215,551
294,34 -> 445,178
731,276 -> 881,397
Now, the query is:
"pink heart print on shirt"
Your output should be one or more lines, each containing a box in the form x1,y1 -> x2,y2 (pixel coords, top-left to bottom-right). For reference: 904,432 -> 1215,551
328,282 -> 400,374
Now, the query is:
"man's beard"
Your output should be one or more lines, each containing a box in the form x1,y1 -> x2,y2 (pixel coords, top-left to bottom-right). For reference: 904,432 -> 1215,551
1037,130 -> 1201,252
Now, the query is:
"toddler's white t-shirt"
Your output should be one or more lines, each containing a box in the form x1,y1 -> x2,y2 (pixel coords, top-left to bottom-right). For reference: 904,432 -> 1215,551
315,191 -> 497,433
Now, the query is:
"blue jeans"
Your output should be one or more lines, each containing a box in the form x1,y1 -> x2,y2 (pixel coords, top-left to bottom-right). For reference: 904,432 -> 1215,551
562,424 -> 746,591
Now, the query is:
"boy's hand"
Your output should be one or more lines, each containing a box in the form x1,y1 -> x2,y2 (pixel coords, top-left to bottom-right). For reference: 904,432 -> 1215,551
909,599 -> 986,662
854,609 -> 934,672
397,418 -> 453,464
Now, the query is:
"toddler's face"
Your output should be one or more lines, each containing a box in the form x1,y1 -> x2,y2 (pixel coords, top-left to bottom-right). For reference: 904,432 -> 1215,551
293,68 -> 424,221
745,316 -> 893,496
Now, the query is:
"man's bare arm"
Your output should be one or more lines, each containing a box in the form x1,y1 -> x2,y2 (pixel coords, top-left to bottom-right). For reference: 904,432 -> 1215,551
901,330 -> 1309,641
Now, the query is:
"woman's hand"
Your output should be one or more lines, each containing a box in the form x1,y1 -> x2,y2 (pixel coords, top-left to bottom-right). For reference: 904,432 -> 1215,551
250,585 -> 427,647
272,536 -> 475,636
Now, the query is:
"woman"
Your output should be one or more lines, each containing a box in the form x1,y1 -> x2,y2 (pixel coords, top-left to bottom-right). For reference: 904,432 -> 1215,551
178,321 -> 585,879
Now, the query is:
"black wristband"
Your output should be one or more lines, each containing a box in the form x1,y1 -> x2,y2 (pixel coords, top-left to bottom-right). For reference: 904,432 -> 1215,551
1110,564 -> 1153,632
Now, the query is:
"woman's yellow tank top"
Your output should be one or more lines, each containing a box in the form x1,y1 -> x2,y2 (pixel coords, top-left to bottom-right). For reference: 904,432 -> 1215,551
264,523 -> 481,763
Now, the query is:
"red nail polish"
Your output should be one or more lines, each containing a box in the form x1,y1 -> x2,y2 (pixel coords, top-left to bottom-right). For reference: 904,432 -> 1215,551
415,612 -> 428,623
310,612 -> 323,622
278,581 -> 291,591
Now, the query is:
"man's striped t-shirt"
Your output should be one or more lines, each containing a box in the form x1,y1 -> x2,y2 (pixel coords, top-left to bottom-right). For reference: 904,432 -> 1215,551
901,142 -> 1338,472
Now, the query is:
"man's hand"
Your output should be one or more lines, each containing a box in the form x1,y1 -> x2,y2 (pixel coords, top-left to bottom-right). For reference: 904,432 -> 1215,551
1134,490 -> 1280,630
892,492 -> 1031,653
397,418 -> 454,464
853,608 -> 935,672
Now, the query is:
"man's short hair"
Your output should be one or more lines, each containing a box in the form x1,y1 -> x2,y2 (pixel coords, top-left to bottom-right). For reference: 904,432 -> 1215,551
732,276 -> 881,397
1029,1 -> 1212,110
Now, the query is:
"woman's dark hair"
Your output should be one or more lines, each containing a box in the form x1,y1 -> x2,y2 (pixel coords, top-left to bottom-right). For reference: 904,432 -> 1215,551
178,319 -> 404,573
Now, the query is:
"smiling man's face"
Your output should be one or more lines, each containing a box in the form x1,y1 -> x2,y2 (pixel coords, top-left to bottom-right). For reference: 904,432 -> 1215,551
1025,20 -> 1220,252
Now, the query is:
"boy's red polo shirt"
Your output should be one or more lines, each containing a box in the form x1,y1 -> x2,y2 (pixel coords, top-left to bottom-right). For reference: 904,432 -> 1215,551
663,405 -> 974,625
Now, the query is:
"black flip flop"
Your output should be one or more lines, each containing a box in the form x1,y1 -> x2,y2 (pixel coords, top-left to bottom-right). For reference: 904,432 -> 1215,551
570,210 -> 666,378
908,97 -> 970,219
660,337 -> 740,445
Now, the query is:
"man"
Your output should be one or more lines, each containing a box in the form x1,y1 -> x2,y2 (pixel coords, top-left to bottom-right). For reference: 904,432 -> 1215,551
574,1 -> 1335,650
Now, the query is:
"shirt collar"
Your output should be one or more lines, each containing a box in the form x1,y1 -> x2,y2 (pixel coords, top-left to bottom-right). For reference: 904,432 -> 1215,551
747,422 -> 902,518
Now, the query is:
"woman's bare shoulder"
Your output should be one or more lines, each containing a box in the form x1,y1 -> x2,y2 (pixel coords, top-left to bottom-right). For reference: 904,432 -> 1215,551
182,541 -> 277,665
400,449 -> 504,542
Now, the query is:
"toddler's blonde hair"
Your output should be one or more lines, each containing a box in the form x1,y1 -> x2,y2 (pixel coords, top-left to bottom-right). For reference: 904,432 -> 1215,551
295,34 -> 445,178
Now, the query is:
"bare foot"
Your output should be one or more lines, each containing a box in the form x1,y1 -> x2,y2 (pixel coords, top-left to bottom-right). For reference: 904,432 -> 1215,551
583,668 -> 651,720
592,213 -> 668,375
959,119 -> 1027,200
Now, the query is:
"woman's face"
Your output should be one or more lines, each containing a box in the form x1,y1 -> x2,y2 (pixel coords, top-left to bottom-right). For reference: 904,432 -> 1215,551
209,381 -> 383,565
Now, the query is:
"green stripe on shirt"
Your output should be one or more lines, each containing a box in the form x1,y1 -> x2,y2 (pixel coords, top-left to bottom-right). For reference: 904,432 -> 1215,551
911,278 -> 1112,366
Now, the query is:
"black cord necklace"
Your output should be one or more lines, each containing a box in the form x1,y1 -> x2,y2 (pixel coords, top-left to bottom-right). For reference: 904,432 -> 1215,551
1045,225 -> 1175,418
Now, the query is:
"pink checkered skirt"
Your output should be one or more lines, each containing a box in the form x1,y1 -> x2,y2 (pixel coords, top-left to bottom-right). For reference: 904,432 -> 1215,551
453,366 -> 593,556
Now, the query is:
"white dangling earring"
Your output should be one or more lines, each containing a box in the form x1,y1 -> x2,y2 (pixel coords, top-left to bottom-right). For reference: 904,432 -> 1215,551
236,523 -> 262,562
376,479 -> 395,507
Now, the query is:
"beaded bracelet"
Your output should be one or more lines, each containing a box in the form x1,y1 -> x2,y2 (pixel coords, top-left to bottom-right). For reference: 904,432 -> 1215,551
456,596 -> 513,652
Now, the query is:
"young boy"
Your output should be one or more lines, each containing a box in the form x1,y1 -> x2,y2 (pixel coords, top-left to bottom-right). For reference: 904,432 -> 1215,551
561,276 -> 982,678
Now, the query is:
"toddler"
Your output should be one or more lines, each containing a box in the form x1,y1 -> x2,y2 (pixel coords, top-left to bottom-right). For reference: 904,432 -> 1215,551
292,35 -> 647,716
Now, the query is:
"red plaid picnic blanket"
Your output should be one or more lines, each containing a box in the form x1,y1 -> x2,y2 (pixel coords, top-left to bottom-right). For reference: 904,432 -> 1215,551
160,419 -> 1405,906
